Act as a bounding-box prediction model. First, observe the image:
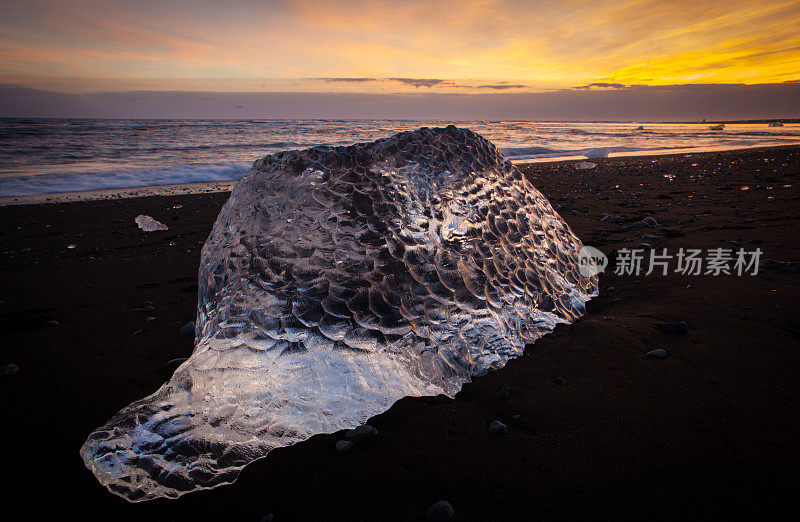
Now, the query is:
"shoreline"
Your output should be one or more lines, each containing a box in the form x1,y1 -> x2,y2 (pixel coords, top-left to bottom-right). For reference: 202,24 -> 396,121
2,143 -> 799,207
1,145 -> 799,520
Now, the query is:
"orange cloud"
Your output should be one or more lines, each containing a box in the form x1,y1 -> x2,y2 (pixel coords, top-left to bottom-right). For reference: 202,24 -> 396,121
0,0 -> 797,92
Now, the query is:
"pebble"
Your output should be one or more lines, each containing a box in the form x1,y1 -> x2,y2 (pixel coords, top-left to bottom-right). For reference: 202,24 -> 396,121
426,501 -> 455,522
46,320 -> 60,326
605,286 -> 615,292
647,349 -> 668,358
495,386 -> 511,399
167,358 -> 187,370
488,420 -> 508,434
335,440 -> 354,454
345,424 -> 377,442
0,363 -> 20,376
179,321 -> 196,337
659,321 -> 689,334
137,305 -> 155,313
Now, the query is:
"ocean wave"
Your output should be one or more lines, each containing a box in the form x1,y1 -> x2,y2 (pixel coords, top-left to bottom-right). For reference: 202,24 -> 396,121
0,161 -> 251,197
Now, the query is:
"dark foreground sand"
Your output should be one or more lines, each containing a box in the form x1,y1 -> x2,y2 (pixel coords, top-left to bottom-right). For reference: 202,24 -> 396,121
1,146 -> 799,521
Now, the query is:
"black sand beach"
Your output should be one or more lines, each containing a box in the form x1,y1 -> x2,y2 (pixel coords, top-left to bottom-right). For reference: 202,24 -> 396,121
1,146 -> 799,520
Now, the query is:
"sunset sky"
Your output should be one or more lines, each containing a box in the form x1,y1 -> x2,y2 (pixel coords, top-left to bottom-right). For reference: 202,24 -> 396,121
0,0 -> 798,118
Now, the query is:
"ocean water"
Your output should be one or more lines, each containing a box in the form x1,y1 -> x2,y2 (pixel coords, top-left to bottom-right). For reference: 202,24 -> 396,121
0,118 -> 798,197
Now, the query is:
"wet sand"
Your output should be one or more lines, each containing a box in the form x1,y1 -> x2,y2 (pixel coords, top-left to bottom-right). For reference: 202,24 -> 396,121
1,145 -> 799,521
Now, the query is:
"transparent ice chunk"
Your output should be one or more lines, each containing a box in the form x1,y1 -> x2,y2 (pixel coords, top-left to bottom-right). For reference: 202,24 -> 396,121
134,214 -> 168,232
81,126 -> 598,501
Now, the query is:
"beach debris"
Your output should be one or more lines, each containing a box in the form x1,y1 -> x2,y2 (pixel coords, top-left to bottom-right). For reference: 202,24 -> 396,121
488,420 -> 508,434
179,321 -> 196,337
495,386 -> 511,399
335,440 -> 354,454
0,363 -> 20,377
658,321 -> 689,334
167,358 -> 187,371
81,126 -> 597,501
345,424 -> 377,442
575,161 -> 597,170
135,214 -> 169,232
647,349 -> 668,359
426,501 -> 455,522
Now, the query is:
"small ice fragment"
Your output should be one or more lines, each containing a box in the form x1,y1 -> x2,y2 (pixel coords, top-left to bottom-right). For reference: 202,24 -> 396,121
135,215 -> 169,232
575,161 -> 596,170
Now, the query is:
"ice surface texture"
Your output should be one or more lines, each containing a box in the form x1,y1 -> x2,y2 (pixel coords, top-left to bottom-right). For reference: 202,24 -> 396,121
81,126 -> 598,501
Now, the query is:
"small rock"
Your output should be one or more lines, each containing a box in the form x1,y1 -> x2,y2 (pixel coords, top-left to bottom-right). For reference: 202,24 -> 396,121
605,286 -> 615,292
145,316 -> 157,322
168,297 -> 180,304
642,216 -> 658,226
647,349 -> 668,359
511,414 -> 522,420
488,420 -> 507,434
426,501 -> 455,522
637,243 -> 654,250
335,440 -> 354,454
167,358 -> 187,370
179,321 -> 196,337
658,321 -> 689,334
46,320 -> 60,326
137,305 -> 156,313
1,363 -> 20,376
345,424 -> 377,442
495,386 -> 511,399
554,375 -> 565,385
133,329 -> 143,335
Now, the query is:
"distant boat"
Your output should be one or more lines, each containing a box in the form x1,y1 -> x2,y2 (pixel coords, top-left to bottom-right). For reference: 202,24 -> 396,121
708,124 -> 725,130
768,121 -> 784,127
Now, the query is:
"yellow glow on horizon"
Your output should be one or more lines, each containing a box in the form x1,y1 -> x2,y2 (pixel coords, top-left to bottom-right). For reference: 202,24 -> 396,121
0,0 -> 798,93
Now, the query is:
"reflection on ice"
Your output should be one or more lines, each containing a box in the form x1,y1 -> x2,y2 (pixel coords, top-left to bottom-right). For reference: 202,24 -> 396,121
81,126 -> 597,501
